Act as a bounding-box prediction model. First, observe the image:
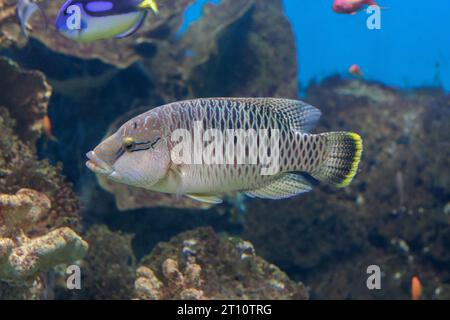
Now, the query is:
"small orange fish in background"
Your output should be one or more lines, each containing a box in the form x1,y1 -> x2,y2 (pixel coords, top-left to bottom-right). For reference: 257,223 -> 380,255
333,0 -> 378,15
42,114 -> 57,142
411,276 -> 422,300
349,64 -> 363,77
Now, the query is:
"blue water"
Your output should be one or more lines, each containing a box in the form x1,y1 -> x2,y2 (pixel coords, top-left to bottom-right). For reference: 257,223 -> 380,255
181,0 -> 450,92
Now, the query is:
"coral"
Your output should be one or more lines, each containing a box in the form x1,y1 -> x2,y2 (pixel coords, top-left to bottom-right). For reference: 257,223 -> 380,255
182,0 -> 298,98
0,58 -> 80,236
0,105 -> 80,238
0,188 -> 50,237
80,225 -> 136,300
242,77 -> 450,299
135,227 -> 308,300
0,227 -> 88,285
135,259 -> 205,300
0,57 -> 51,147
0,57 -> 84,298
0,0 -> 20,46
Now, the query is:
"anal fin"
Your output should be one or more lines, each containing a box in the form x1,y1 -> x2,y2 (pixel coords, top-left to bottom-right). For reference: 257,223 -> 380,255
186,194 -> 223,205
245,173 -> 313,200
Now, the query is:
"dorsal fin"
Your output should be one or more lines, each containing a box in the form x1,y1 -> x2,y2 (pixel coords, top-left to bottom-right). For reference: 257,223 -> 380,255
245,173 -> 313,200
262,98 -> 322,133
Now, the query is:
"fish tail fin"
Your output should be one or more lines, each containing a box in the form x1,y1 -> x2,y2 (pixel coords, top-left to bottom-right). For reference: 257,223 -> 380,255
310,132 -> 363,188
138,0 -> 159,14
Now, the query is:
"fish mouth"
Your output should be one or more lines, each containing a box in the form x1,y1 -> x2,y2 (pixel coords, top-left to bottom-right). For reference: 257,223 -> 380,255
86,151 -> 114,176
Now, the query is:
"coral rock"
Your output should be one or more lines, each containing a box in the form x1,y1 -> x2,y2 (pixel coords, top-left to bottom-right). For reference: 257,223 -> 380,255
0,57 -> 52,146
81,225 -> 136,300
135,227 -> 308,300
0,188 -> 51,237
0,227 -> 88,284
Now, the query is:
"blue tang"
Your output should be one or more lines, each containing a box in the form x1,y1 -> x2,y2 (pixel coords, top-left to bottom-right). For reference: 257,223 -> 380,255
55,0 -> 159,42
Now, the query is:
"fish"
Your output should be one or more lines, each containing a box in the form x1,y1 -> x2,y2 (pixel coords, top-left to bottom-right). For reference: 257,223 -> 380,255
86,98 -> 363,204
42,115 -> 58,142
55,0 -> 159,42
16,0 -> 46,37
349,64 -> 363,77
332,0 -> 378,15
411,276 -> 422,300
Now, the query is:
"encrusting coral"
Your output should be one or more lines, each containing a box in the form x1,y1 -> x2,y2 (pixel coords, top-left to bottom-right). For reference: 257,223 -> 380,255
135,227 -> 308,300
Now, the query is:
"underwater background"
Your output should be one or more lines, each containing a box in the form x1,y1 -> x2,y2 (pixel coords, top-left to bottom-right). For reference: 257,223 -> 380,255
0,0 -> 449,299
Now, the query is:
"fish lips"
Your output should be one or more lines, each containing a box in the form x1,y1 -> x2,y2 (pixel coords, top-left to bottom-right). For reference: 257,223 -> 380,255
86,151 -> 114,176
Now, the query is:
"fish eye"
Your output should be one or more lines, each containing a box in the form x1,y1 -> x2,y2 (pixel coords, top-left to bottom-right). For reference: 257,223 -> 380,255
122,137 -> 135,151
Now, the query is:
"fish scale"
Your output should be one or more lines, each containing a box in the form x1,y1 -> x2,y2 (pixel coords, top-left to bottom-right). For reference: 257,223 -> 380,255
87,98 -> 362,203
154,98 -> 329,193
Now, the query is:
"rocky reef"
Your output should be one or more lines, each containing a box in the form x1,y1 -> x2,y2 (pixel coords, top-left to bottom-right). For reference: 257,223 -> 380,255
135,227 -> 308,300
0,57 -> 86,299
243,78 -> 450,299
69,226 -> 308,300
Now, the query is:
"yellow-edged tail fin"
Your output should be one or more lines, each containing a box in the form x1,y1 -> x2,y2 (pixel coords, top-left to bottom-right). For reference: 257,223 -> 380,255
138,0 -> 159,14
311,132 -> 363,188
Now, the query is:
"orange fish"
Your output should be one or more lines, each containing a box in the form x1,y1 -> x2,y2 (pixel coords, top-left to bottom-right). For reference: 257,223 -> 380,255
411,276 -> 422,300
42,115 -> 57,142
349,64 -> 363,77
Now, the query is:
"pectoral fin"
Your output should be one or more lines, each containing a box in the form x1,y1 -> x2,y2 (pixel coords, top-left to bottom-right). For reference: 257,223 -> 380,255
186,194 -> 223,205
